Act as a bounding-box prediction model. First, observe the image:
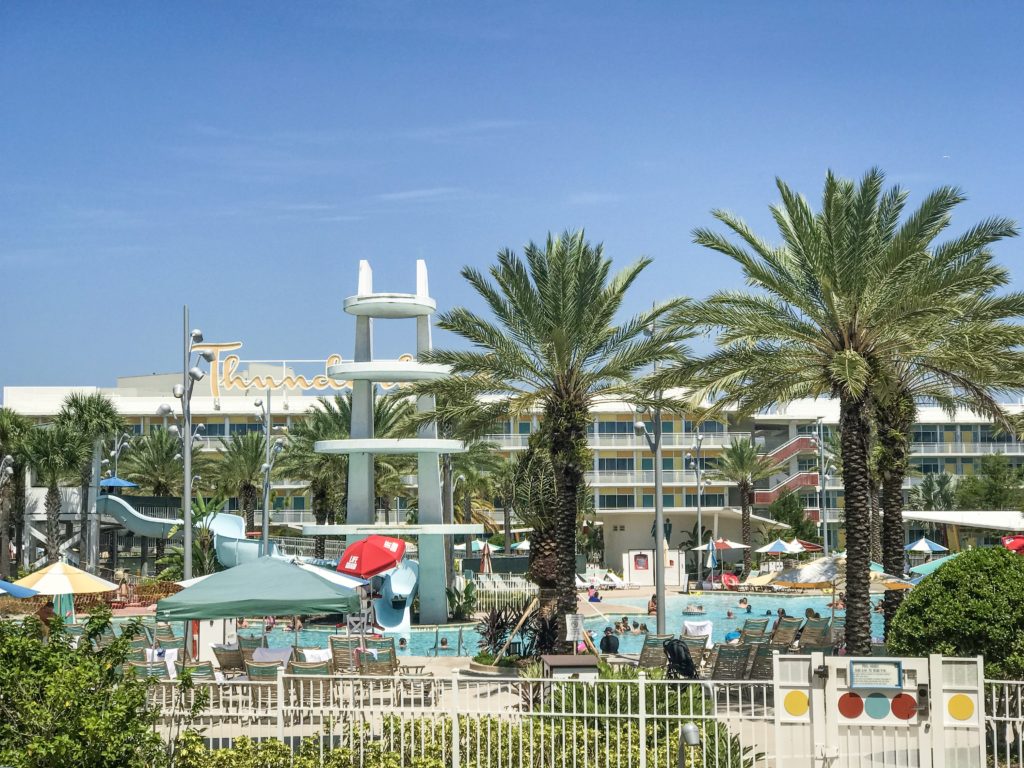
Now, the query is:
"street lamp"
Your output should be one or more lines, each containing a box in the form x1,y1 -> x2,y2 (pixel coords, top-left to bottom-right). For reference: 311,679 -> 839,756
255,393 -> 285,557
635,412 -> 666,635
163,308 -> 214,581
686,433 -> 706,588
109,433 -> 133,478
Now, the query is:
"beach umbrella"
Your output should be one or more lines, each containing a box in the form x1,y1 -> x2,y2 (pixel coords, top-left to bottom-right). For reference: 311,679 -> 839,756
15,562 -> 118,595
99,476 -> 138,488
756,538 -> 804,555
512,539 -> 530,551
691,537 -> 749,551
1001,535 -> 1024,553
337,535 -> 406,578
453,539 -> 489,553
0,578 -> 38,598
909,553 -> 959,577
790,538 -> 823,553
771,554 -> 912,592
905,536 -> 948,554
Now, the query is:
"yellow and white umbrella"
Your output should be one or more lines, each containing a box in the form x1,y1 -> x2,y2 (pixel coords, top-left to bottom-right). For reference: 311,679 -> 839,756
15,562 -> 119,595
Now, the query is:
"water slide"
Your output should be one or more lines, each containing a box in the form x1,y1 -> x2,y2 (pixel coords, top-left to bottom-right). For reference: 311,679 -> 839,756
373,559 -> 419,637
96,494 -> 280,568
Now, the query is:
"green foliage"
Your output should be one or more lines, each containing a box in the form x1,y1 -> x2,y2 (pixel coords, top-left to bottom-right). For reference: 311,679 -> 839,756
445,581 -> 477,621
475,605 -> 516,656
0,606 -> 165,768
768,490 -> 821,543
156,495 -> 228,581
888,547 -> 1024,678
954,454 -> 1024,511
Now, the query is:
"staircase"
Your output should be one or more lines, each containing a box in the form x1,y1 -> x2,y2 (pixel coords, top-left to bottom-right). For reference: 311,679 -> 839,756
753,471 -> 820,505
765,435 -> 818,463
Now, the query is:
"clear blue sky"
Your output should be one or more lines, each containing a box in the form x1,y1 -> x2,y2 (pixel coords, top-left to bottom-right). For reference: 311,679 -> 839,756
2,2 -> 1022,390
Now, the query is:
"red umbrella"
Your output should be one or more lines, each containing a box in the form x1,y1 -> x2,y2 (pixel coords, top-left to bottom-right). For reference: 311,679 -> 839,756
1002,535 -> 1024,553
337,535 -> 406,578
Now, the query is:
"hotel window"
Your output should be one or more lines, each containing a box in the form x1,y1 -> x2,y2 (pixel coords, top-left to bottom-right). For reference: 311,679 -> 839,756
911,424 -> 940,443
204,423 -> 226,437
273,496 -> 285,510
230,423 -> 259,435
797,458 -> 818,473
597,457 -> 634,472
641,420 -> 675,434
685,492 -> 725,507
684,420 -> 725,433
799,492 -> 818,507
960,458 -> 974,475
911,458 -> 942,475
598,494 -> 633,509
293,496 -> 305,510
596,421 -> 634,434
641,457 -> 653,471
131,423 -> 144,435
641,494 -> 674,508
685,456 -> 718,471
517,421 -> 533,435
495,421 -> 512,434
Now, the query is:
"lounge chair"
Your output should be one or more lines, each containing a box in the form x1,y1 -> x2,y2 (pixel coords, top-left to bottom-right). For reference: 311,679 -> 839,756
575,575 -> 588,589
741,617 -> 769,635
768,616 -> 802,650
399,672 -> 436,706
174,660 -> 216,681
747,644 -> 774,680
637,633 -> 675,670
212,644 -> 245,677
238,634 -> 268,664
680,635 -> 710,670
797,617 -> 831,648
329,636 -> 361,674
245,660 -> 282,709
286,660 -> 331,706
126,660 -> 170,680
358,648 -> 398,676
603,572 -> 628,590
705,644 -> 753,681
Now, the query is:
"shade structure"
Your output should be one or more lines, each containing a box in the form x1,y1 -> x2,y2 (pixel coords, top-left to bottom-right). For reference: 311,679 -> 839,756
791,538 -> 824,553
337,535 -> 406,578
99,476 -> 138,488
905,536 -> 948,554
909,553 -> 960,576
756,538 -> 804,555
692,538 -> 749,551
293,560 -> 367,590
0,578 -> 38,598
15,562 -> 118,595
512,539 -> 530,551
771,554 -> 912,592
157,558 -> 360,620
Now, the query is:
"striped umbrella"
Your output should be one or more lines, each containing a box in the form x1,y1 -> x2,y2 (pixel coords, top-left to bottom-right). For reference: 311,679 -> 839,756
15,562 -> 118,595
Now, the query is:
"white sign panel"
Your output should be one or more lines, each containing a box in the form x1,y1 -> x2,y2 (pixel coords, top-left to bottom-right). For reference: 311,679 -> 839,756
565,613 -> 585,642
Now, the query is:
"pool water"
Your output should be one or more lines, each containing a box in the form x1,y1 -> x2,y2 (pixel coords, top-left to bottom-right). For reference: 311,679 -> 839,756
214,593 -> 882,657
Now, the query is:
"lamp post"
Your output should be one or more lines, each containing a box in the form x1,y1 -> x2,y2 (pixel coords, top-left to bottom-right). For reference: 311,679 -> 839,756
686,433 -> 705,588
109,433 -> 133,478
255,392 -> 285,557
635,410 -> 666,635
159,307 -> 214,581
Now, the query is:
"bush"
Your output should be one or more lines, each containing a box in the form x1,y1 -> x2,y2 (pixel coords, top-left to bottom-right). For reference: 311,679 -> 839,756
888,547 -> 1024,678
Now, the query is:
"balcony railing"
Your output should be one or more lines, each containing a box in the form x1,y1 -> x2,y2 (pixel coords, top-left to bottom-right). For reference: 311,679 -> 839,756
585,469 -> 735,486
911,441 -> 1024,455
481,431 -> 750,451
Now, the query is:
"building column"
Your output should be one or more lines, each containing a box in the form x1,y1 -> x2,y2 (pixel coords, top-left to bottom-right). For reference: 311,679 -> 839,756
140,536 -> 149,577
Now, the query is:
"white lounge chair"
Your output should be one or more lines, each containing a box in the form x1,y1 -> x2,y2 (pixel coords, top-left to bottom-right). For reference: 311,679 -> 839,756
603,572 -> 628,589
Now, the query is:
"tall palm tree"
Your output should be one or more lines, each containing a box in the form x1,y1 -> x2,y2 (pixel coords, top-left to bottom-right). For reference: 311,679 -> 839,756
0,408 -> 32,577
121,430 -> 183,497
56,392 -> 124,557
871,221 -> 1024,634
22,423 -> 86,563
216,432 -> 265,531
674,169 -> 1011,654
421,231 -> 689,643
710,438 -> 782,575
908,473 -> 958,511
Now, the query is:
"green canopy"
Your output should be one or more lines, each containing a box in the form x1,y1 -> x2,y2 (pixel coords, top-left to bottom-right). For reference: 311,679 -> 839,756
909,553 -> 959,577
156,558 -> 361,620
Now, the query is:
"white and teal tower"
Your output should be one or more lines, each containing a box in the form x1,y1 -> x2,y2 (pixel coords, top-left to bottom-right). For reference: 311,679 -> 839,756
307,260 -> 474,625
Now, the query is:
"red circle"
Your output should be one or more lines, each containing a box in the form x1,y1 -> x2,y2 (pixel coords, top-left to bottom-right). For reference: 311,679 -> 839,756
891,694 -> 917,721
838,692 -> 864,718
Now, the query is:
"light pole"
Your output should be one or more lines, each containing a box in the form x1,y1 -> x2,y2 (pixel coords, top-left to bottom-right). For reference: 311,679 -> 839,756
109,433 -> 133,478
686,433 -> 706,588
255,392 -> 285,557
635,410 -> 666,635
159,308 -> 214,581
816,417 -> 832,557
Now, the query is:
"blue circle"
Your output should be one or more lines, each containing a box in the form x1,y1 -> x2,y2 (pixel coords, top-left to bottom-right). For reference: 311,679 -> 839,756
865,693 -> 890,720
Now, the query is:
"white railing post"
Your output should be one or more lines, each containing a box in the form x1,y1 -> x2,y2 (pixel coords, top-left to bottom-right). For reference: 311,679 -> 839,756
276,669 -> 285,741
638,672 -> 647,768
450,671 -> 461,768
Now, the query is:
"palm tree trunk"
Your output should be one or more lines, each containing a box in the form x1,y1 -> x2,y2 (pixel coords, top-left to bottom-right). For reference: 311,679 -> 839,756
313,484 -> 328,561
838,394 -> 874,655
45,483 -> 61,564
877,397 -> 914,640
0,491 -> 10,579
13,463 -> 26,573
546,397 -> 588,651
740,484 -> 752,575
243,485 -> 257,531
869,490 -> 883,564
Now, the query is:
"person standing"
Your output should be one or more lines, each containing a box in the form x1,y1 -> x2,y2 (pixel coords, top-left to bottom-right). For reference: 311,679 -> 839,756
599,626 -> 619,654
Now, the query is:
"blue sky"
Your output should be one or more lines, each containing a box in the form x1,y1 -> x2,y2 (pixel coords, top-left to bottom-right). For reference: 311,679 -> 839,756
2,2 -> 1022,390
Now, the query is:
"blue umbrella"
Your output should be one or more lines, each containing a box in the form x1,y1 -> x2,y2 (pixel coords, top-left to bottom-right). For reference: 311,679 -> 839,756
100,476 -> 138,488
905,536 -> 948,554
0,578 -> 38,598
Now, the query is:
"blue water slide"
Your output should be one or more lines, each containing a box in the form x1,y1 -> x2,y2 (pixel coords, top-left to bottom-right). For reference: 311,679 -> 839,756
96,494 -> 280,567
374,559 -> 419,635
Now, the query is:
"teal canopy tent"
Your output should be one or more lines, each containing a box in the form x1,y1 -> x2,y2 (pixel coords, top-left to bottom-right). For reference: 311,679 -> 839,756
156,558 -> 361,621
909,553 -> 959,577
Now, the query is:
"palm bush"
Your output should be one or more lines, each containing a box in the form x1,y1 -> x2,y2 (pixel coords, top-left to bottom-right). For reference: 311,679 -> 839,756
711,438 -> 781,574
22,423 -> 85,563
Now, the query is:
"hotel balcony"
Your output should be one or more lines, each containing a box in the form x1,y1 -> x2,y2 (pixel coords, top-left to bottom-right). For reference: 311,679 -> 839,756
585,470 -> 736,486
910,441 -> 1024,455
482,431 -> 751,451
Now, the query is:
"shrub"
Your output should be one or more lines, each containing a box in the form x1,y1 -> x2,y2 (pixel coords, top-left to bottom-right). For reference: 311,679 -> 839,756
888,547 -> 1024,678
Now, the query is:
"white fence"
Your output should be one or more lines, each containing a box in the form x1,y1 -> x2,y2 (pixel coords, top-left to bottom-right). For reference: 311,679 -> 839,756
151,653 -> 1021,767
471,574 -> 539,611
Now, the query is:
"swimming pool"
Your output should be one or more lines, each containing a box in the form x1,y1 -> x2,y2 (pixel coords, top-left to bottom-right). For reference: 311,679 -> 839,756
217,592 -> 880,657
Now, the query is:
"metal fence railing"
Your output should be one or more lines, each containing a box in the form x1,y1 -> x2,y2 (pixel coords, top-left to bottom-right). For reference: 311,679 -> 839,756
987,680 -> 1024,766
471,574 -> 539,611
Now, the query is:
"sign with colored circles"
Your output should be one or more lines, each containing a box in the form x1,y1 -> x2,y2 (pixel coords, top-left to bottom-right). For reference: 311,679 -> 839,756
944,692 -> 978,724
838,691 -> 918,723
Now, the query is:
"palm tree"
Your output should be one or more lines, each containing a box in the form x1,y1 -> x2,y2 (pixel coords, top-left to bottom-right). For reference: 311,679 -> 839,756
56,392 -> 124,558
710,438 -> 782,575
156,494 -> 228,580
908,473 -> 958,511
121,430 -> 183,496
216,432 -> 265,531
421,230 -> 690,643
0,408 -> 32,577
871,220 -> 1024,634
674,169 -> 1013,654
825,429 -> 882,562
22,423 -> 86,563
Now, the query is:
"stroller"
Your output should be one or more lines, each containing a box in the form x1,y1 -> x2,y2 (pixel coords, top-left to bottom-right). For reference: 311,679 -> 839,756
663,638 -> 698,680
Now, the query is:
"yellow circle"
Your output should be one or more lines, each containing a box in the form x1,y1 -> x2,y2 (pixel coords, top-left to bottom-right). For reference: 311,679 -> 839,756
948,694 -> 974,722
784,690 -> 809,717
